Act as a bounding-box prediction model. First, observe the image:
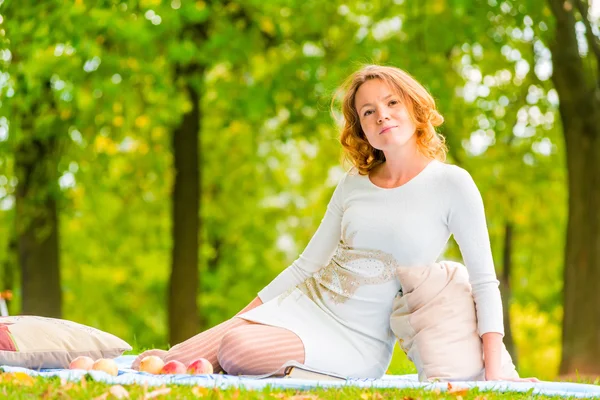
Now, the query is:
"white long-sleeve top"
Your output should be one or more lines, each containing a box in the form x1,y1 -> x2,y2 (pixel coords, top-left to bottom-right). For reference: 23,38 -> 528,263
258,160 -> 504,337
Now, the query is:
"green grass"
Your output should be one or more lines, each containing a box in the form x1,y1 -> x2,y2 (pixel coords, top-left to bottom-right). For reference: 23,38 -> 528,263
1,347 -> 596,399
0,377 -> 587,400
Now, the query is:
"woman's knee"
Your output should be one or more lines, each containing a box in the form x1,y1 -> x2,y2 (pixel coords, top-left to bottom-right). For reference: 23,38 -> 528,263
217,325 -> 305,375
217,327 -> 256,374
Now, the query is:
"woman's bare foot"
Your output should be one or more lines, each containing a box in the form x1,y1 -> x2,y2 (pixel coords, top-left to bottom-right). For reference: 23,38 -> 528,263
131,349 -> 168,370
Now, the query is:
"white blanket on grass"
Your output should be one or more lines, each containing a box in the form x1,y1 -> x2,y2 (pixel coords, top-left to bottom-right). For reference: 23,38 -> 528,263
3,355 -> 599,398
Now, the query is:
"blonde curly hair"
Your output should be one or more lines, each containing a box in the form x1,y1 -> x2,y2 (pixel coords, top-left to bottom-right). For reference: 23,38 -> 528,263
335,65 -> 447,175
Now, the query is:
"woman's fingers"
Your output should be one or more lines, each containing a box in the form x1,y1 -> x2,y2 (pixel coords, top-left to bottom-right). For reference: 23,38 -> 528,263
524,377 -> 541,382
509,377 -> 540,383
487,376 -> 541,383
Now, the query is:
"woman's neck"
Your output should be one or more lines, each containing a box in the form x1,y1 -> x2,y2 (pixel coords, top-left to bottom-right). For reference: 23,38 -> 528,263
378,149 -> 431,182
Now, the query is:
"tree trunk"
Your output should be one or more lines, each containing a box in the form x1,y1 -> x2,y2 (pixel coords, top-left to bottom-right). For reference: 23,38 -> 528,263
548,0 -> 600,376
2,238 -> 17,314
500,222 -> 517,366
168,79 -> 202,345
15,138 -> 62,318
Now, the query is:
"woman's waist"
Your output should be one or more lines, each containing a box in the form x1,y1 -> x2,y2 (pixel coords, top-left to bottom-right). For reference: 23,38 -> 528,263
308,247 -> 401,302
300,279 -> 398,339
301,273 -> 400,305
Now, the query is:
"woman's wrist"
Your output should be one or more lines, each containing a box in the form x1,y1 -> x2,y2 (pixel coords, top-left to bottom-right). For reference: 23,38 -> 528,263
482,332 -> 503,380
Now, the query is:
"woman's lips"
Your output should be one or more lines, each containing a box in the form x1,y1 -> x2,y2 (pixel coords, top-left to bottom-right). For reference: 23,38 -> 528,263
380,126 -> 397,134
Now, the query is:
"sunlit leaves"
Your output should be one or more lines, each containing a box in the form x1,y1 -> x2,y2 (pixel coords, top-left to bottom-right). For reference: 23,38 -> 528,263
0,0 -> 571,378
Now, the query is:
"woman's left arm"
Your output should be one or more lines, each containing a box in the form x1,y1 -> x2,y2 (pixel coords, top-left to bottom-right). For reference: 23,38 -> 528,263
483,332 -> 539,381
445,167 -> 505,378
446,167 -> 539,382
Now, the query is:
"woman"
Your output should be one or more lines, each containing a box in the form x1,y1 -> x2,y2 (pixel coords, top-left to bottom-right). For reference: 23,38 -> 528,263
134,65 -> 535,381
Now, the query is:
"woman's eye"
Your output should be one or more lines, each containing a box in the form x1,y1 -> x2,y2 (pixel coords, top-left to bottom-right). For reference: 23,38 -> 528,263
389,100 -> 398,106
363,110 -> 373,117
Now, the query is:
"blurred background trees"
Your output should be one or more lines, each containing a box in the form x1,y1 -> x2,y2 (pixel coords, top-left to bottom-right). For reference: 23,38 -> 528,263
0,0 -> 598,379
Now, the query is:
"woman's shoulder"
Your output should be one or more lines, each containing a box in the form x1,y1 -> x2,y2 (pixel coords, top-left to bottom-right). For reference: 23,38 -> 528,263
334,161 -> 477,189
334,166 -> 363,182
342,166 -> 375,187
346,166 -> 362,178
330,166 -> 370,195
434,161 -> 474,183
336,162 -> 473,188
433,161 -> 481,199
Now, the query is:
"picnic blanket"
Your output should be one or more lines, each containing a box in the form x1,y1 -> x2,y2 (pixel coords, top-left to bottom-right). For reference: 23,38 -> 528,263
3,355 -> 599,398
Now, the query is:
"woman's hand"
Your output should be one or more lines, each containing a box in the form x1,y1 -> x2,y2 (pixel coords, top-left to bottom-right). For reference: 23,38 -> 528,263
486,374 -> 540,382
131,348 -> 168,370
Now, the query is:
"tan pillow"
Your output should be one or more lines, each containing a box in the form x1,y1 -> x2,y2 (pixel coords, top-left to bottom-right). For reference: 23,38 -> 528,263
0,316 -> 132,369
390,261 -> 518,381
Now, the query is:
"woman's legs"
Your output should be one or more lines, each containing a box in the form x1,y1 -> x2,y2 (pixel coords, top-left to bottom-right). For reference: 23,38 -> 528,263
217,322 -> 305,376
132,317 -> 251,372
163,317 -> 252,373
132,316 -> 305,376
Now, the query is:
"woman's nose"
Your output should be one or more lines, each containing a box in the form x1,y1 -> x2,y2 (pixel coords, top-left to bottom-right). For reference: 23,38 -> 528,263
377,111 -> 390,124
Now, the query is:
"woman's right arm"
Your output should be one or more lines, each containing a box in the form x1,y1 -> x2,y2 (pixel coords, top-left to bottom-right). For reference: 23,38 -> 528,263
257,173 -> 347,303
235,296 -> 263,316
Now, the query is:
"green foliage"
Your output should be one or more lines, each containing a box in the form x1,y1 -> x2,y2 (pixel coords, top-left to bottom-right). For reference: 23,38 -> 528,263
0,0 -> 574,379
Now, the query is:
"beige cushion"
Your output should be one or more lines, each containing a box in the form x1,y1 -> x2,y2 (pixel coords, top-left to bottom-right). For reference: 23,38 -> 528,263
0,316 -> 132,369
390,261 -> 518,381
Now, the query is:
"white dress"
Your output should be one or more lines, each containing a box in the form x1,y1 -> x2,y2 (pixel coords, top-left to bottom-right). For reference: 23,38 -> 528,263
237,160 -> 504,378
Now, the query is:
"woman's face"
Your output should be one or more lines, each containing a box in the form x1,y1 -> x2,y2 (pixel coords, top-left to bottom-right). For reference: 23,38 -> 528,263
354,78 -> 417,153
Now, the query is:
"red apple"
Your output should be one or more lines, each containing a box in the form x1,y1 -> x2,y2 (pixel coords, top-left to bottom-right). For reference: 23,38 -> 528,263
187,358 -> 213,375
92,358 -> 119,376
160,360 -> 186,374
68,356 -> 94,370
